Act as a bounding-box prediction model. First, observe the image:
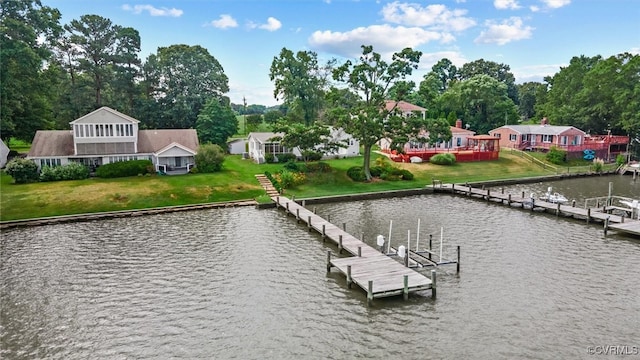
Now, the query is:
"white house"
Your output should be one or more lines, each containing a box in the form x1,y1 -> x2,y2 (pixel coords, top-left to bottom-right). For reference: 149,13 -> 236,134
247,128 -> 359,164
0,139 -> 9,168
27,107 -> 199,174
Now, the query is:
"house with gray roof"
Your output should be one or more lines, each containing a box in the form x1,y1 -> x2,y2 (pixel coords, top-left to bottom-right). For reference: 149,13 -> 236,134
27,107 -> 199,174
489,118 -> 586,152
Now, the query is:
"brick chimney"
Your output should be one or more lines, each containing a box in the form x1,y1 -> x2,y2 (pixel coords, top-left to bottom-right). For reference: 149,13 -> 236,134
455,119 -> 463,128
541,117 -> 548,125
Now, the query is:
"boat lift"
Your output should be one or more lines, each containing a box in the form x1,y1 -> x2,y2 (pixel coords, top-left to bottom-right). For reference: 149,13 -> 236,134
378,219 -> 460,273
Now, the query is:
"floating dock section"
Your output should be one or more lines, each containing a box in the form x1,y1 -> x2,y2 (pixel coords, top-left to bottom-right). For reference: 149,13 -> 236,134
273,196 -> 436,305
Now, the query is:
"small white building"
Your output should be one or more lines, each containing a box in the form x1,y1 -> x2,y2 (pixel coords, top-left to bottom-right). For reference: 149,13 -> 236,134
0,139 -> 9,168
227,138 -> 247,155
247,128 -> 359,164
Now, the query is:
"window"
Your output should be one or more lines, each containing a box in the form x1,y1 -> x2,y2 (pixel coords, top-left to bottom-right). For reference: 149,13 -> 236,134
509,134 -> 517,141
572,136 -> 581,145
542,134 -> 553,143
560,136 -> 568,145
456,137 -> 462,147
40,158 -> 61,167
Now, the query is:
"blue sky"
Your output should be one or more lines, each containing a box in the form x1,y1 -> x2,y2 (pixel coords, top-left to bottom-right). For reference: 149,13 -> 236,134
46,0 -> 639,107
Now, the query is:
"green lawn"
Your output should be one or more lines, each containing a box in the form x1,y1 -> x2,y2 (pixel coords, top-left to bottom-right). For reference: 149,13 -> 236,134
1,151 -> 566,221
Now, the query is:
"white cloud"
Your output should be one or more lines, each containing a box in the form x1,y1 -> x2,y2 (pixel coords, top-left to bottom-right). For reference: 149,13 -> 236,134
530,5 -> 540,12
474,17 -> 534,45
494,0 -> 521,10
121,4 -> 183,17
210,14 -> 238,29
381,2 -> 476,32
260,17 -> 282,31
540,0 -> 571,9
309,24 -> 454,58
247,17 -> 282,31
629,47 -> 640,55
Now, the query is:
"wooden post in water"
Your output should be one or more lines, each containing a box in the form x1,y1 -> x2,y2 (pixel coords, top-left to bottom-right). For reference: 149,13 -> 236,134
327,214 -> 331,223
308,216 -> 312,232
587,208 -> 591,224
522,191 -> 525,199
457,245 -> 460,273
322,225 -> 326,241
621,213 -> 625,223
296,208 -> 300,223
429,235 -> 433,261
431,270 -> 437,298
508,194 -> 512,205
572,200 -> 576,207
346,265 -> 352,288
313,207 -> 316,214
451,183 -> 455,193
276,196 -> 280,209
556,202 -> 561,216
367,281 -> 373,306
486,189 -> 491,201
360,233 -> 364,241
338,235 -> 343,254
286,202 -> 289,213
604,217 -> 610,235
302,200 -> 306,207
342,222 -> 346,231
531,198 -> 535,212
326,251 -> 331,272
403,275 -> 409,300
358,246 -> 362,257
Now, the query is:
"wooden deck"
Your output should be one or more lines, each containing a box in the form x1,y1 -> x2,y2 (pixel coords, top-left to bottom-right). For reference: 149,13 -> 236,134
273,196 -> 434,304
431,182 -> 640,236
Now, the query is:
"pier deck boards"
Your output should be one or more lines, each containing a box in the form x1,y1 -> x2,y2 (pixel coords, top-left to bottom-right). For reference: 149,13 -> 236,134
273,196 -> 433,301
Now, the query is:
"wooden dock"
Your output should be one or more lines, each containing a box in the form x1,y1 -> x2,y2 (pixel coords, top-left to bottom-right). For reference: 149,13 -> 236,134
431,182 -> 640,236
273,196 -> 435,304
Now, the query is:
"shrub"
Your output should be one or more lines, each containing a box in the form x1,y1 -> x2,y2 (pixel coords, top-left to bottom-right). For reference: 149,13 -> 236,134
264,153 -> 276,163
306,162 -> 331,173
593,158 -> 604,173
430,153 -> 456,165
347,166 -> 367,182
277,153 -> 297,163
616,154 -> 626,167
369,166 -> 384,177
546,146 -> 566,165
195,143 -> 225,172
96,160 -> 153,178
283,160 -> 299,172
275,169 -> 306,189
5,158 -> 39,184
400,169 -> 414,180
264,171 -> 282,193
306,152 -> 323,161
39,162 -> 89,182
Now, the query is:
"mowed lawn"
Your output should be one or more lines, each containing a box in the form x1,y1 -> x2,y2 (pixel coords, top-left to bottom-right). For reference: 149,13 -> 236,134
1,151 -> 556,221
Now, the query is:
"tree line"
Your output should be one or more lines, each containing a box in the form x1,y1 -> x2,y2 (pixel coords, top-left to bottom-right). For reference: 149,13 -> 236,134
2,0 -> 639,169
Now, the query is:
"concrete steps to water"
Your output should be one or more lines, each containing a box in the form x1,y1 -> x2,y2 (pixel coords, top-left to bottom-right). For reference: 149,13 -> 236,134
255,174 -> 280,196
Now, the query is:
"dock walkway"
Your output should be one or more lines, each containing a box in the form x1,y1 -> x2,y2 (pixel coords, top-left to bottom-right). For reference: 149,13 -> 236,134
432,182 -> 640,236
273,196 -> 434,304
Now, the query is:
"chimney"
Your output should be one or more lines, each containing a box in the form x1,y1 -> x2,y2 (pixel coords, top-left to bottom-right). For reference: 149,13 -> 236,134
541,117 -> 548,126
455,119 -> 463,128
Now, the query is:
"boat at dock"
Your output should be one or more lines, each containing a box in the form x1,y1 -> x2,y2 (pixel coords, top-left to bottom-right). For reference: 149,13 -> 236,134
541,187 -> 569,204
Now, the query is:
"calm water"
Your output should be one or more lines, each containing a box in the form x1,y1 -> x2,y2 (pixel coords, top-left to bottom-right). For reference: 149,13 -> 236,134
1,176 -> 639,359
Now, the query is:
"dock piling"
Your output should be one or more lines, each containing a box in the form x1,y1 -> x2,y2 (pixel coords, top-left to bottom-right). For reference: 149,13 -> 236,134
403,275 -> 409,300
556,202 -> 561,216
322,225 -> 326,241
604,217 -> 610,235
358,246 -> 362,257
572,200 -> 576,207
367,281 -> 373,306
429,235 -> 432,261
339,235 -> 343,254
308,216 -> 312,232
342,222 -> 346,231
347,265 -> 352,288
457,245 -> 460,273
296,208 -> 300,222
431,270 -> 437,298
587,208 -> 591,224
326,251 -> 331,272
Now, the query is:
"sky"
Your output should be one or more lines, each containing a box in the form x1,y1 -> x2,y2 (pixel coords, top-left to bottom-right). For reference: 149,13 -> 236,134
45,0 -> 640,107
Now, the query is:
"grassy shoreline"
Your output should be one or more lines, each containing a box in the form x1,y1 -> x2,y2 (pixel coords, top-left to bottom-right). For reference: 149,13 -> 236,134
0,151 -> 613,221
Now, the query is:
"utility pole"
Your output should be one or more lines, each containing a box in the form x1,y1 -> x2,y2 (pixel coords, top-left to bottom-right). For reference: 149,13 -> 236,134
243,96 -> 247,135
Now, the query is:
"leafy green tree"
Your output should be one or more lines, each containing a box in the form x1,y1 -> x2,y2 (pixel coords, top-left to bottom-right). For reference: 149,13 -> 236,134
269,48 -> 333,126
196,98 -> 238,148
430,58 -> 458,93
111,26 -> 141,114
331,45 -> 427,180
263,110 -> 283,124
439,74 -> 518,134
271,121 -> 346,163
517,82 -> 546,121
195,144 -> 225,173
143,44 -> 229,129
5,158 -> 40,184
65,14 -> 119,107
245,114 -> 263,133
0,0 -> 62,141
458,59 -> 518,104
